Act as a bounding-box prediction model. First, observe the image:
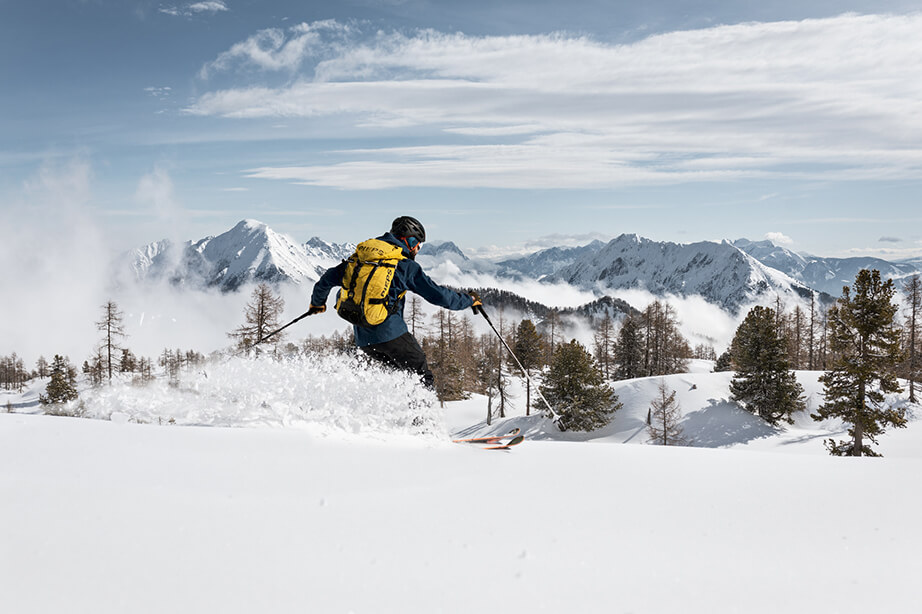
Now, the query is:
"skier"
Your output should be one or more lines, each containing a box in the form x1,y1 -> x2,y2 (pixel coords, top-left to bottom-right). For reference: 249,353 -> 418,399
307,216 -> 482,388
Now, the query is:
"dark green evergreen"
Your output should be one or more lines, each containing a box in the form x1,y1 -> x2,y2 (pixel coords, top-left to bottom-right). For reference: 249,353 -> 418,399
714,350 -> 733,372
39,355 -> 79,406
729,305 -> 806,426
812,270 -> 906,457
513,319 -> 545,414
539,340 -> 621,431
614,315 -> 644,380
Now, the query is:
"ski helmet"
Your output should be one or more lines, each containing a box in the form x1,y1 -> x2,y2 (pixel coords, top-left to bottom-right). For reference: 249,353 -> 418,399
390,216 -> 426,243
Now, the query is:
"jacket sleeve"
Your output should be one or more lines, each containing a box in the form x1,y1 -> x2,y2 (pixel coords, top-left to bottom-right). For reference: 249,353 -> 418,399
403,260 -> 474,311
310,261 -> 347,307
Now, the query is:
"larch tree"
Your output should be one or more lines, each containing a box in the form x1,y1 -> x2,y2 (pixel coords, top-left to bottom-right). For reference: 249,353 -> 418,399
96,300 -> 127,383
229,283 -> 286,354
592,315 -> 617,380
812,270 -> 906,457
647,379 -> 689,446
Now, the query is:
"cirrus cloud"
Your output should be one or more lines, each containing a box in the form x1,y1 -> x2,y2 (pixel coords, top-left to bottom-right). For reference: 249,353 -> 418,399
186,13 -> 922,190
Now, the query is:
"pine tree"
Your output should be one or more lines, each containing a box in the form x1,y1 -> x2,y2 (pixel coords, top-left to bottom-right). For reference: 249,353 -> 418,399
812,270 -> 906,457
539,340 -> 621,431
614,314 -> 644,380
729,305 -> 806,426
120,348 -> 137,373
647,380 -> 688,446
714,351 -> 733,372
229,283 -> 286,354
513,319 -> 544,415
39,355 -> 79,406
903,274 -> 921,403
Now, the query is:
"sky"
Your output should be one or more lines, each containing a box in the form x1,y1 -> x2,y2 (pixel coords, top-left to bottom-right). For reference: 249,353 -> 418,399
3,0 -> 922,259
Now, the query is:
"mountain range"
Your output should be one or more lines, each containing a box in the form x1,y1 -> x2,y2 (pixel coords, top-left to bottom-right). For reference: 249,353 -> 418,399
123,219 -> 921,312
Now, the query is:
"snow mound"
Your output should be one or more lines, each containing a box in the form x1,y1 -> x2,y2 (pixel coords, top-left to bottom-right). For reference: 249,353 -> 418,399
75,353 -> 443,439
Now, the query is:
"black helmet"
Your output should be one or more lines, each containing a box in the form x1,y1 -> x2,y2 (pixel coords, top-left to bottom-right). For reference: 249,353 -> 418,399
390,216 -> 426,243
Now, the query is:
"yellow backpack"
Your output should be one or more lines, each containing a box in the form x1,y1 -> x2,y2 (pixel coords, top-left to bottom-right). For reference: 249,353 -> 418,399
335,239 -> 407,327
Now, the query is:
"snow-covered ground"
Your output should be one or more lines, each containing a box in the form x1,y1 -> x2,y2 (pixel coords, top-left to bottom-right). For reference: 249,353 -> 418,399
2,355 -> 921,613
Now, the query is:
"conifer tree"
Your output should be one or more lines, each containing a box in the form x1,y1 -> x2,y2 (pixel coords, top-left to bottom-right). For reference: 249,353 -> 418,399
120,348 -> 137,373
812,270 -> 906,457
539,340 -> 621,431
35,356 -> 49,379
647,380 -> 688,446
592,316 -> 617,380
229,283 -> 286,354
714,350 -> 733,372
96,300 -> 127,383
729,305 -> 806,426
408,295 -> 425,337
513,319 -> 544,414
40,355 -> 79,405
427,310 -> 466,405
903,274 -> 921,403
614,314 -> 644,380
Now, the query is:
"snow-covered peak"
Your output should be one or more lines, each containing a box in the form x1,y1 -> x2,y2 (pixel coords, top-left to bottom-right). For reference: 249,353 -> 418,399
551,236 -> 820,312
125,220 -> 346,292
733,238 -> 920,296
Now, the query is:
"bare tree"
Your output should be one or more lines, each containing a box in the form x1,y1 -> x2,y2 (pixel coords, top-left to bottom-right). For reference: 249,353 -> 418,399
96,300 -> 126,383
229,283 -> 286,354
647,379 -> 688,446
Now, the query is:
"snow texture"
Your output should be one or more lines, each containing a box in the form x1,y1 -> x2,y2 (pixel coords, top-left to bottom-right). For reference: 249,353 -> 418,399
3,357 -> 922,613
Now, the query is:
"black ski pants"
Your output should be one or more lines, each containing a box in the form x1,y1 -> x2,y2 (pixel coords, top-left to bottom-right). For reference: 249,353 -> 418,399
360,332 -> 435,389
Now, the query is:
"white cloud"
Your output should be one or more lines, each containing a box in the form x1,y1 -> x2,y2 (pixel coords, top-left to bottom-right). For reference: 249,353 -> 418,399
160,1 -> 228,18
765,232 -> 793,245
199,20 -> 351,79
187,14 -> 922,190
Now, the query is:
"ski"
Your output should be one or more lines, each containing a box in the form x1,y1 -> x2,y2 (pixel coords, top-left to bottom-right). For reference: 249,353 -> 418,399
452,428 -> 521,445
483,434 -> 525,450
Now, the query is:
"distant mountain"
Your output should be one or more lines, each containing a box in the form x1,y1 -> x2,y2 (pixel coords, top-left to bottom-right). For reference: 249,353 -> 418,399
126,220 -> 353,292
418,241 -> 468,261
498,241 -> 606,279
732,239 -> 921,296
303,236 -> 355,277
548,234 -> 824,312
125,221 -> 918,312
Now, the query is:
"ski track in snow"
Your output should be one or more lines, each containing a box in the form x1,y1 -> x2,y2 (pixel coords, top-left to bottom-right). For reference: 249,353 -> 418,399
3,356 -> 922,613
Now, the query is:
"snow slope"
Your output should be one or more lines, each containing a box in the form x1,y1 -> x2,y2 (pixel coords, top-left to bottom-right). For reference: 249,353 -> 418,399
3,357 -> 922,614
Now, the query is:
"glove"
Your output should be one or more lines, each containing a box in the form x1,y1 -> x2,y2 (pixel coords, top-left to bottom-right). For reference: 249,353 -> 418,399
469,291 -> 483,315
307,304 -> 326,315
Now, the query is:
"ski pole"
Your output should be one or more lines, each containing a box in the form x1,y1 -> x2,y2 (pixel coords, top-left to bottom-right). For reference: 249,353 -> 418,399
476,305 -> 567,431
253,310 -> 314,347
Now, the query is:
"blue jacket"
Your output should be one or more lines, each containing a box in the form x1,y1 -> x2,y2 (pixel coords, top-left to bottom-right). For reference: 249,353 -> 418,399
310,233 -> 474,347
